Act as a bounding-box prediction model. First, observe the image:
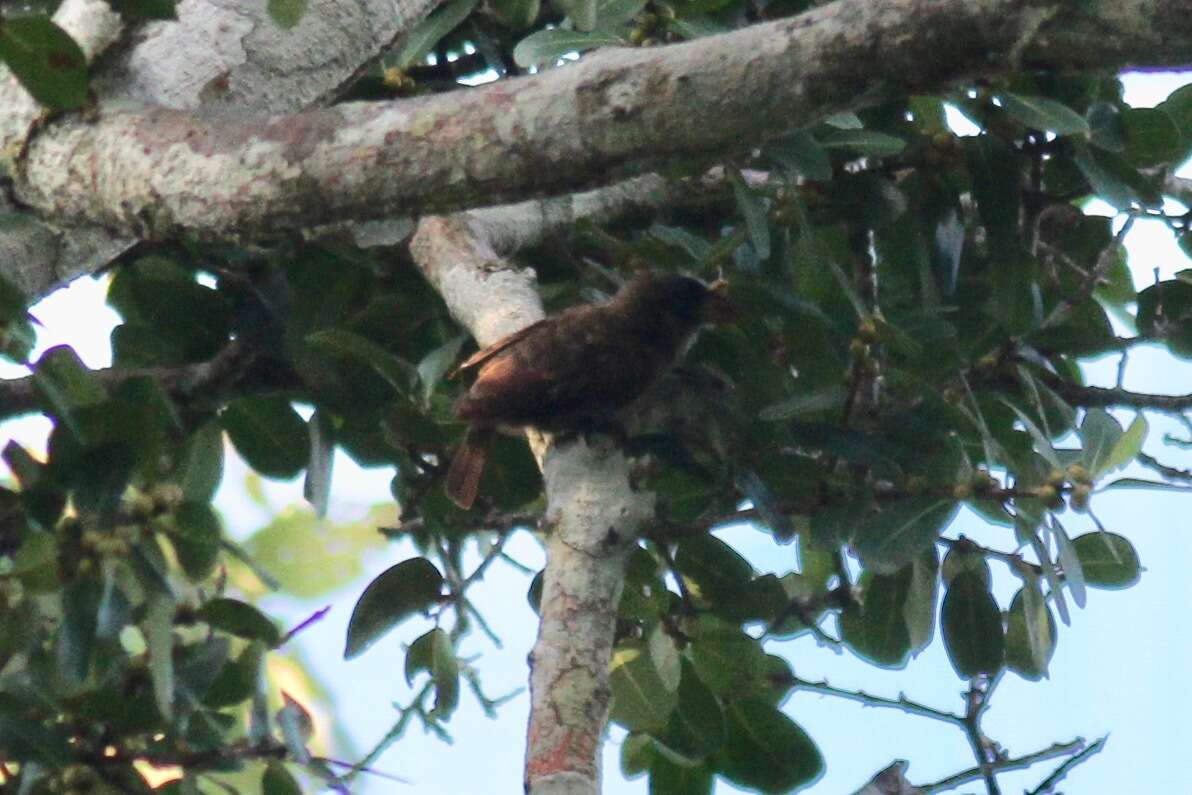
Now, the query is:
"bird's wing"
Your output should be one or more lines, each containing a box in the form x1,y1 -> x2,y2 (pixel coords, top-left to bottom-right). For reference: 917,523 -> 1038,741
448,319 -> 549,379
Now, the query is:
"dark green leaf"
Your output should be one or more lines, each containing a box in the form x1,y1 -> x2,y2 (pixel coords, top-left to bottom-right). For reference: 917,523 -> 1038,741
719,699 -> 823,793
649,756 -> 713,795
306,329 -> 418,395
1119,106 -> 1184,166
731,171 -> 771,261
674,534 -> 753,603
491,0 -> 541,29
1137,279 -> 1192,358
1005,583 -> 1055,681
1074,143 -> 1161,209
841,567 -> 912,668
262,761 -> 302,795
609,642 -> 677,733
1000,93 -> 1090,136
0,16 -> 88,109
344,558 -> 443,659
31,346 -> 105,440
57,575 -> 101,684
1078,409 -> 1123,477
941,570 -> 1004,678
768,131 -> 832,181
222,397 -> 311,479
513,29 -> 623,68
394,0 -> 479,68
144,595 -> 176,721
660,660 -> 724,758
819,129 -> 906,157
176,421 -> 225,503
171,502 -> 222,581
404,628 -> 459,717
852,498 -> 957,573
1071,532 -> 1140,589
199,598 -> 282,647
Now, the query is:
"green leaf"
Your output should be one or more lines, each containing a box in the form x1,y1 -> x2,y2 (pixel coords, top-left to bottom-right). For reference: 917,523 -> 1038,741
767,131 -> 832,181
172,502 -> 223,581
647,623 -> 681,692
557,0 -> 597,30
660,660 -> 724,758
394,0 -> 480,68
512,29 -> 623,68
852,498 -> 958,573
610,642 -> 677,733
1073,142 -> 1161,210
32,346 -> 106,440
1119,106 -> 1184,167
674,534 -> 753,603
344,558 -> 443,659
1078,409 -> 1123,477
262,761 -> 302,795
204,642 -> 265,708
405,628 -> 460,717
57,575 -> 101,684
649,756 -> 713,795
1071,532 -> 1140,589
176,421 -> 225,503
819,129 -> 906,157
276,693 -> 313,764
222,397 -> 311,479
841,567 -> 912,668
719,699 -> 823,793
417,334 -> 467,404
108,0 -> 179,19
903,548 -> 939,653
759,385 -> 846,421
267,0 -> 308,28
303,411 -> 334,517
1005,583 -> 1056,681
0,16 -> 88,110
965,135 -> 1022,247
1053,520 -> 1086,608
731,170 -> 771,261
491,0 -> 541,29
1000,93 -> 1090,136
306,329 -> 417,395
1137,279 -> 1192,359
144,595 -> 176,721
198,598 -> 282,647
941,570 -> 1004,678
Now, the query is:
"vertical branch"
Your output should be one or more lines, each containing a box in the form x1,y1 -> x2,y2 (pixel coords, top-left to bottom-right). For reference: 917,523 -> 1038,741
411,212 -> 653,795
961,676 -> 1003,795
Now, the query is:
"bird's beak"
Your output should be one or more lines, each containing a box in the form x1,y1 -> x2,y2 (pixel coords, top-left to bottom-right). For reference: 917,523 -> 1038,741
704,279 -> 739,324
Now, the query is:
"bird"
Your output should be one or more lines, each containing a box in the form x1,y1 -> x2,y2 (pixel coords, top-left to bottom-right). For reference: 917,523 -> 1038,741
444,271 -> 735,510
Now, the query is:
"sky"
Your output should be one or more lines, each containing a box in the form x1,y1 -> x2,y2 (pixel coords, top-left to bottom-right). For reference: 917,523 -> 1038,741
1,72 -> 1190,795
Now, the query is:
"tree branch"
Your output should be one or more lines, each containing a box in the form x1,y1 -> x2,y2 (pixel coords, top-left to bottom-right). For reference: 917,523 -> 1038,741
6,0 -> 1190,242
409,215 -> 654,795
921,738 -> 1092,794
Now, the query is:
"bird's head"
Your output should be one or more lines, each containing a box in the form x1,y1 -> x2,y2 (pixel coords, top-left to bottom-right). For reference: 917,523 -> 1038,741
619,271 -> 739,328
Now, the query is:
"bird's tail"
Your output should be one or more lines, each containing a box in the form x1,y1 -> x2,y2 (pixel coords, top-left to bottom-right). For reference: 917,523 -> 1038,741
445,426 -> 493,510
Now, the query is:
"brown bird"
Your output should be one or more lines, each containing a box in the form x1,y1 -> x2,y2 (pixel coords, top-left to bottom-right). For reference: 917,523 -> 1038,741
444,271 -> 734,509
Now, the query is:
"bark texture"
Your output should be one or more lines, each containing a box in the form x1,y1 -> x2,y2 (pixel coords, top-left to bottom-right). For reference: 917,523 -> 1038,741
4,0 -> 1189,248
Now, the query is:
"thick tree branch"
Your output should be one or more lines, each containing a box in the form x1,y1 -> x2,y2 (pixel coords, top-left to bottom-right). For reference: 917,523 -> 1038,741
4,0 -> 1189,244
0,0 -> 440,302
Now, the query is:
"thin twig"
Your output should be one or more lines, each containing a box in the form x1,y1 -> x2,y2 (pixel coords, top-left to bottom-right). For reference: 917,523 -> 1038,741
920,738 -> 1090,793
1024,735 -> 1107,795
787,675 -> 965,726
